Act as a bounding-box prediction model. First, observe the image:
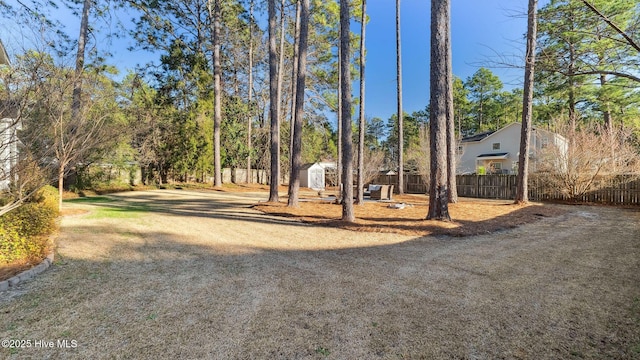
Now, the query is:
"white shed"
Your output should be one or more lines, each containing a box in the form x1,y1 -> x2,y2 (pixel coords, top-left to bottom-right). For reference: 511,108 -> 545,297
299,163 -> 325,190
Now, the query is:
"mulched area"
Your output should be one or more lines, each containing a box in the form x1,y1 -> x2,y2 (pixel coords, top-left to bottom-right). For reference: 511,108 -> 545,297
253,194 -> 568,237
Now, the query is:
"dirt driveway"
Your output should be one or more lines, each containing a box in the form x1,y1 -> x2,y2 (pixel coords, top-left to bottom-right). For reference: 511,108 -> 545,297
1,189 -> 639,359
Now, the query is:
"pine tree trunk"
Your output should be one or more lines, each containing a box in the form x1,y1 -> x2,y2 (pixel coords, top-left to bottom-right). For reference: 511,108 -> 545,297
336,26 -> 343,203
287,0 -> 309,207
289,0 -> 301,176
276,0 -> 286,186
396,0 -> 404,195
445,0 -> 457,203
71,0 -> 91,122
340,0 -> 354,222
246,0 -> 254,184
268,0 -> 280,202
277,0 -> 286,158
356,0 -> 367,205
599,74 -> 613,137
515,0 -> 538,204
427,0 -> 451,221
212,0 -> 222,188
66,0 -> 90,210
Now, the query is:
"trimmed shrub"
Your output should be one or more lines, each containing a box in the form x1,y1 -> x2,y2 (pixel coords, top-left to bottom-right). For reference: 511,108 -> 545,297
0,185 -> 59,264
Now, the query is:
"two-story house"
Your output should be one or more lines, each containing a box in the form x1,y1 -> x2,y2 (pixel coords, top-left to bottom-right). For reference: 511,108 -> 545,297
457,122 -> 567,175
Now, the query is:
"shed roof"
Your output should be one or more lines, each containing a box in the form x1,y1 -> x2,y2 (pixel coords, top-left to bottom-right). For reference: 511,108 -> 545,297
300,162 -> 322,170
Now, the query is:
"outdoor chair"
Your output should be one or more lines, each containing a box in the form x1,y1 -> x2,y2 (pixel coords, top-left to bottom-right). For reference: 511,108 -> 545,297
370,184 -> 391,200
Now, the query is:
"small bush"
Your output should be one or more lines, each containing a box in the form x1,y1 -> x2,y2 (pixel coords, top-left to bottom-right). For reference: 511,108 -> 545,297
0,185 -> 59,264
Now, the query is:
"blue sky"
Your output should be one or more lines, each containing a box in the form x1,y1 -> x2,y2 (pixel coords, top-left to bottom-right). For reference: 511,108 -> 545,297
363,0 -> 542,121
2,0 -> 546,123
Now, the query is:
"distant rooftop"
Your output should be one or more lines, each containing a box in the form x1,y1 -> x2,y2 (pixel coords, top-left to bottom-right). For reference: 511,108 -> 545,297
461,130 -> 496,143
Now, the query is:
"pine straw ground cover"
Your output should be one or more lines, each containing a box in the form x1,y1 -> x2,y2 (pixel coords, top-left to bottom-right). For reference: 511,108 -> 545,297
1,189 -> 639,359
253,192 -> 567,237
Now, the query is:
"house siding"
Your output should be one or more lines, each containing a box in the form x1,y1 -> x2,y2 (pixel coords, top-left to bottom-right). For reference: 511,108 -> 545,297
0,118 -> 19,190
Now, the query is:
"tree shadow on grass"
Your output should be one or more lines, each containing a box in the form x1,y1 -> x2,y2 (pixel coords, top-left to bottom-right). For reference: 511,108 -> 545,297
64,190 -> 311,228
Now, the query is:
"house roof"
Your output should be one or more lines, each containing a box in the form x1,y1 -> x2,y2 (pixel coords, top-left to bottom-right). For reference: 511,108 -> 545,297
462,122 -> 565,146
477,152 -> 509,160
461,130 -> 496,143
0,40 -> 9,66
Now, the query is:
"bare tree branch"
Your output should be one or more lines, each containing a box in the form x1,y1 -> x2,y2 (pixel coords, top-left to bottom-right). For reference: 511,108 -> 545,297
581,0 -> 640,53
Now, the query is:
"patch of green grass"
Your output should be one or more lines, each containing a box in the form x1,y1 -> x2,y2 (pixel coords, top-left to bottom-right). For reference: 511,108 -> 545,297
146,313 -> 158,321
84,203 -> 151,219
65,196 -> 114,204
315,346 -> 330,356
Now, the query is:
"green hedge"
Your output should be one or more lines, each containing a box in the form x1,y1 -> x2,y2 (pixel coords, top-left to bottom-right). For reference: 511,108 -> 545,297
0,186 -> 59,264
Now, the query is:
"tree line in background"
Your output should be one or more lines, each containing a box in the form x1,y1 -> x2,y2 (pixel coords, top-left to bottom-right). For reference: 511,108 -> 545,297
0,0 -> 638,218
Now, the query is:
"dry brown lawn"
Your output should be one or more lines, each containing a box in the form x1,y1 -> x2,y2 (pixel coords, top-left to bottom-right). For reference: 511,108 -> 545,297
1,188 -> 639,359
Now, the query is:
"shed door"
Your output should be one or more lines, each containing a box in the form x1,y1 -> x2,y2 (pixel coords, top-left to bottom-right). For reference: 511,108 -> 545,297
310,168 -> 324,189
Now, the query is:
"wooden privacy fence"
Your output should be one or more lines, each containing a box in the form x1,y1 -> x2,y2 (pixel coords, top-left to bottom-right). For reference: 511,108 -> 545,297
372,174 -> 640,205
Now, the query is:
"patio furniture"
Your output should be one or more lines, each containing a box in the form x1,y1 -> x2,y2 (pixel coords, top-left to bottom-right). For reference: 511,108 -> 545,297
370,184 -> 393,200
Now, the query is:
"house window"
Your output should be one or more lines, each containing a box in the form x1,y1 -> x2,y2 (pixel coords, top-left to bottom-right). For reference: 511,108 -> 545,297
492,143 -> 500,150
